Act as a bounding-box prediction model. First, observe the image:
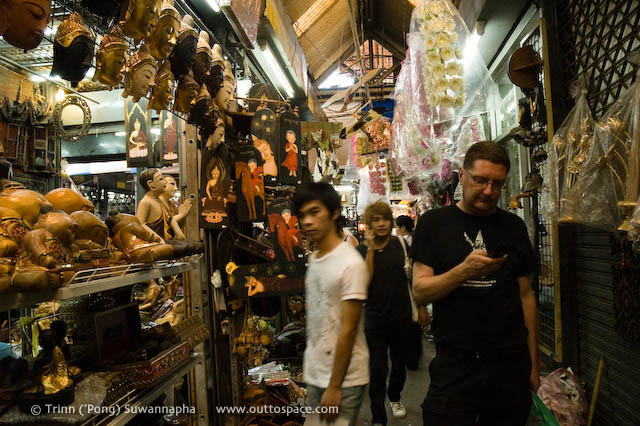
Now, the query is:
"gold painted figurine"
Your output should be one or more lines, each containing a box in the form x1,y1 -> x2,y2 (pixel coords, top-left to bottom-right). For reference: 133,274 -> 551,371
123,44 -> 158,102
148,61 -> 175,113
93,24 -> 128,89
148,0 -> 181,60
173,70 -> 199,114
120,0 -> 161,44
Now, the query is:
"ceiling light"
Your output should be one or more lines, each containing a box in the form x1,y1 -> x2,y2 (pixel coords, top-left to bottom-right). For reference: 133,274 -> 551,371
206,0 -> 220,12
262,46 -> 295,98
30,75 -> 45,82
114,131 -> 126,137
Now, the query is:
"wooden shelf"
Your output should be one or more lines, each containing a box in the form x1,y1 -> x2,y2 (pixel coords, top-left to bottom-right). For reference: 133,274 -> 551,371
0,256 -> 202,312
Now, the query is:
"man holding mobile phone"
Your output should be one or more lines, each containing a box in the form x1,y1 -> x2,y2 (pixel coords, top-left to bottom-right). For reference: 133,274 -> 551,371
411,141 -> 539,426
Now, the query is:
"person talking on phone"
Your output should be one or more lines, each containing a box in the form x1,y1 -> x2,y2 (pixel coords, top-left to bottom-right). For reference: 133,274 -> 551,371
357,201 -> 413,426
411,141 -> 539,426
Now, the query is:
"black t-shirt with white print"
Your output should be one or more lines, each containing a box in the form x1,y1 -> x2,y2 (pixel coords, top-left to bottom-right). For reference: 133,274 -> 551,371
410,204 -> 536,352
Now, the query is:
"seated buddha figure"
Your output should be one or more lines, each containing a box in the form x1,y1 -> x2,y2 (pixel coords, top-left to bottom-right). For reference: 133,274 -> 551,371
70,211 -> 114,269
45,188 -> 95,215
24,329 -> 74,397
0,181 -> 52,229
11,208 -> 77,292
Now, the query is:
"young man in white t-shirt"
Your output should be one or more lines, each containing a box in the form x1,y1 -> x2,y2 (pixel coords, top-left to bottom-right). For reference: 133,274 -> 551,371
294,183 -> 369,426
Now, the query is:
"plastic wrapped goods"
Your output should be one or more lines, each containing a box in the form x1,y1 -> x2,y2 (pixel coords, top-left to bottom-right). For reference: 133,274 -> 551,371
573,80 -> 640,229
536,368 -> 587,426
546,86 -> 594,222
390,0 -> 496,188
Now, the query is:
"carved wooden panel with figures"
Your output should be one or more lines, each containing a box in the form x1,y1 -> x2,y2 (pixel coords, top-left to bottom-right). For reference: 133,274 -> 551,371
278,111 -> 301,185
251,108 -> 278,186
200,143 -> 232,228
267,198 -> 304,262
234,145 -> 265,222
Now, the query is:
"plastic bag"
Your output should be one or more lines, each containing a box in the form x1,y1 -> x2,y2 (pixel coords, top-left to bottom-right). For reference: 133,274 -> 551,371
627,193 -> 640,252
390,0 -> 497,188
572,80 -> 640,229
528,390 -> 561,426
546,82 -> 594,222
537,368 -> 587,426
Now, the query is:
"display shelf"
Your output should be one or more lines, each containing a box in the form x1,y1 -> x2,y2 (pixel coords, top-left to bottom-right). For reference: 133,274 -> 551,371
0,256 -> 202,312
80,352 -> 204,426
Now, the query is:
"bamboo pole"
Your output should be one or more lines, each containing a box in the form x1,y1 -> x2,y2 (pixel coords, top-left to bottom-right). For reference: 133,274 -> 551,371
587,357 -> 605,426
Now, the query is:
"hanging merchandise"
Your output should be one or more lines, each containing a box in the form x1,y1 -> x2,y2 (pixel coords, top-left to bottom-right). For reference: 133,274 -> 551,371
390,0 -> 496,190
357,165 -> 389,214
279,110 -> 302,185
51,12 -> 95,87
251,108 -> 279,186
574,68 -> 640,231
267,198 -> 304,262
545,82 -> 594,222
169,15 -> 199,81
234,145 -> 266,222
93,24 -> 128,89
0,0 -> 51,52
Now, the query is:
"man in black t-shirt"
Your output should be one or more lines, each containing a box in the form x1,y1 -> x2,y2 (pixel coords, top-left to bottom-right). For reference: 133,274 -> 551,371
411,141 -> 539,426
357,201 -> 412,425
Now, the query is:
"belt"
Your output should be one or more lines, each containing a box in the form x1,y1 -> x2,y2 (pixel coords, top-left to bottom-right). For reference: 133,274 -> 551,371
435,345 -> 529,362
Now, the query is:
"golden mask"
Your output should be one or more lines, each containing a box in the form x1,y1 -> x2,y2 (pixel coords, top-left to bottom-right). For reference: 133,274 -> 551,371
122,44 -> 158,102
54,12 -> 93,47
215,60 -> 236,112
148,0 -> 181,60
173,70 -> 199,114
94,24 -> 128,88
148,61 -> 175,113
192,31 -> 212,84
204,43 -> 225,98
120,0 -> 161,44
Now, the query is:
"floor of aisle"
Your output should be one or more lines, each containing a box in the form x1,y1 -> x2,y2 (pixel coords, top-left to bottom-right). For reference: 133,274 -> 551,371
355,339 -> 436,426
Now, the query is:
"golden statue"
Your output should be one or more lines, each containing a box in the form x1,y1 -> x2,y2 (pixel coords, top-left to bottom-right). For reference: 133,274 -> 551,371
148,0 -> 181,60
148,61 -> 175,113
120,0 -> 161,44
93,24 -> 128,89
173,70 -> 199,115
123,44 -> 158,102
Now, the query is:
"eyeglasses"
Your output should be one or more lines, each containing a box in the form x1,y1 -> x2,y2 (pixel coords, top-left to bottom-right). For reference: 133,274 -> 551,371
464,169 -> 505,191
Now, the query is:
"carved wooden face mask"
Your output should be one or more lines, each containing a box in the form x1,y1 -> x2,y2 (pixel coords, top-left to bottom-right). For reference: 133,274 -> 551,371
215,61 -> 236,112
93,24 -> 128,88
188,83 -> 211,127
50,12 -> 95,87
173,70 -> 199,114
122,44 -> 158,102
120,0 -> 161,44
1,0 -> 51,51
168,15 -> 198,81
80,0 -> 123,19
148,0 -> 180,60
148,62 -> 175,113
192,31 -> 211,85
204,44 -> 225,98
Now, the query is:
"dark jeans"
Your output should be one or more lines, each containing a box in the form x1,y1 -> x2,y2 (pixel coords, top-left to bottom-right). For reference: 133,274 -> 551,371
365,314 -> 410,425
422,347 -> 532,426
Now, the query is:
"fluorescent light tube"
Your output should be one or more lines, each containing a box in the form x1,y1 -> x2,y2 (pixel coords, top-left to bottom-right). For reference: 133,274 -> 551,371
263,46 -> 295,98
207,0 -> 220,12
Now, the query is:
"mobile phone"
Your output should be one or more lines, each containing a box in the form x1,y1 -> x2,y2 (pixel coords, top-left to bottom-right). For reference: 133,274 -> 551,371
488,244 -> 510,258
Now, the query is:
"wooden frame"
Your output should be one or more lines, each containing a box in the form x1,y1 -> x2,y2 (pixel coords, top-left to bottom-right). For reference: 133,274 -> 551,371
125,98 -> 154,167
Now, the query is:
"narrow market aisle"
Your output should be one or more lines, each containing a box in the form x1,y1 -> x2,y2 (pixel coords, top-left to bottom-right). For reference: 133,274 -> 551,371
356,340 -> 436,426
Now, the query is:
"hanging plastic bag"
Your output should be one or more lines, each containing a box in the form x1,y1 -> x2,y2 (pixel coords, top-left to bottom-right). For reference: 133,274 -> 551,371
545,80 -> 594,221
527,390 -> 561,426
390,0 -> 497,188
628,193 -> 640,252
572,80 -> 640,229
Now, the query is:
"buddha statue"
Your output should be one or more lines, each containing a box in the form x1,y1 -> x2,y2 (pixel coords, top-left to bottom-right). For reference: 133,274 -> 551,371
50,12 -> 95,87
148,0 -> 181,61
203,43 -> 225,99
120,0 -> 161,44
45,188 -> 95,215
23,329 -> 74,397
122,44 -> 158,102
12,208 -> 77,292
173,70 -> 199,115
192,31 -> 212,85
214,60 -> 236,113
168,15 -> 198,81
148,61 -> 175,113
93,24 -> 128,89
0,0 -> 51,52
0,183 -> 52,228
137,168 -> 192,241
105,211 -> 202,263
188,83 -> 211,127
70,210 -> 112,268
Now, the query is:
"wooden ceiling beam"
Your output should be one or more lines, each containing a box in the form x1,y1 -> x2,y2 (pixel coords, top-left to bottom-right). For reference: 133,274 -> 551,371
312,41 -> 355,83
367,29 -> 407,60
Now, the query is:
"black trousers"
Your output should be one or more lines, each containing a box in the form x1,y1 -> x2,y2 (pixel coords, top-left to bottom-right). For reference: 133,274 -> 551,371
365,315 -> 410,425
422,348 -> 532,426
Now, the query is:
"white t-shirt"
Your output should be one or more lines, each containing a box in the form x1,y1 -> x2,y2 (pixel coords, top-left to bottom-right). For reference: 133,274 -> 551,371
303,242 -> 369,388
